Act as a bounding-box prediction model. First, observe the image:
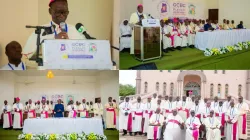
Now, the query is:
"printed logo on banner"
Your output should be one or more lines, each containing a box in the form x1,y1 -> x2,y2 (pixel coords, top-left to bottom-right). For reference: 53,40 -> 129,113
66,95 -> 74,104
89,43 -> 97,53
172,2 -> 186,17
157,0 -> 169,18
188,4 -> 196,15
51,94 -> 64,104
60,44 -> 66,51
60,42 -> 94,59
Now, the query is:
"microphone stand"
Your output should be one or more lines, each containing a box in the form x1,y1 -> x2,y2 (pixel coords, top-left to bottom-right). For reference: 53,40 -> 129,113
35,27 -> 43,66
26,25 -> 50,66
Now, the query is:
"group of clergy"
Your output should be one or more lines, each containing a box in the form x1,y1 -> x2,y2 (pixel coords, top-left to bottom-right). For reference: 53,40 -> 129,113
119,94 -> 249,140
2,96 -> 118,130
120,4 -> 247,54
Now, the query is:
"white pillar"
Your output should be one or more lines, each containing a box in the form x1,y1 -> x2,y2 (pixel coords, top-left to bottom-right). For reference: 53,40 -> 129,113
177,82 -> 179,97
180,81 -> 183,97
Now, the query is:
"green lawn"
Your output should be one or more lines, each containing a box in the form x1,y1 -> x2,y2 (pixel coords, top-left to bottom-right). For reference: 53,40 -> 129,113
120,47 -> 250,70
0,126 -> 119,140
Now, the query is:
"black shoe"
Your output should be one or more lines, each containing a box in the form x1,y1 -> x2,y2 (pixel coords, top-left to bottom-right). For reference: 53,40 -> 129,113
139,132 -> 142,135
122,133 -> 126,136
134,132 -> 138,136
144,133 -> 147,136
129,132 -> 133,136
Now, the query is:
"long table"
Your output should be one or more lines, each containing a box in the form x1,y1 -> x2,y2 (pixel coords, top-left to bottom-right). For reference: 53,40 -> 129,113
22,118 -> 104,135
195,29 -> 250,51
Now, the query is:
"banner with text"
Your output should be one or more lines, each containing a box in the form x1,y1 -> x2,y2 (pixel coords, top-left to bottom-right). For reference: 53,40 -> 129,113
51,94 -> 64,104
143,0 -> 206,20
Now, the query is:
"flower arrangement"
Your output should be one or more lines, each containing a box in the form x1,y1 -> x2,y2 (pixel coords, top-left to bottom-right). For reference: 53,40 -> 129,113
204,41 -> 250,56
18,132 -> 107,140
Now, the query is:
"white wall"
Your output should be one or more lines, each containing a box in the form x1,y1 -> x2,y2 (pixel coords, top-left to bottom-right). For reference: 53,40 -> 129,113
0,71 -> 16,107
204,70 -> 247,99
16,76 -> 97,104
0,71 -> 119,115
139,70 -> 248,99
219,0 -> 250,28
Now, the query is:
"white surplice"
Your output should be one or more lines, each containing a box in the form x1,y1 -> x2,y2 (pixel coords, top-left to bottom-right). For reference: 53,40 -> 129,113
191,104 -> 204,121
185,116 -> 201,140
204,116 -> 221,140
172,25 -> 182,47
151,97 -> 158,106
236,102 -> 249,139
26,103 -> 36,118
225,107 -> 239,140
214,105 -> 226,137
147,113 -> 164,140
67,105 -> 77,118
143,102 -> 154,133
211,101 -> 219,110
178,101 -> 192,121
131,102 -> 144,132
164,101 -> 176,118
93,103 -> 103,118
120,20 -> 132,51
164,114 -> 185,140
78,103 -> 89,117
163,25 -> 173,49
40,104 -> 49,118
180,24 -> 188,47
2,105 -> 12,128
12,103 -> 24,129
119,102 -> 132,130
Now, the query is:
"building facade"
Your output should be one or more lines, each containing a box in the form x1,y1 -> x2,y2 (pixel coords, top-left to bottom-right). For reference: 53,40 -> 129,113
136,70 -> 250,100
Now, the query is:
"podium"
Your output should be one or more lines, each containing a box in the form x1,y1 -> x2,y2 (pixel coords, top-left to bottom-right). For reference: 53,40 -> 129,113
42,40 -> 113,70
134,19 -> 161,61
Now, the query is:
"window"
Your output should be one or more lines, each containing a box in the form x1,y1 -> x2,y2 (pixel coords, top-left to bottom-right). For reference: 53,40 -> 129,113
218,84 -> 221,96
163,82 -> 167,95
238,84 -> 242,96
210,84 -> 214,98
214,70 -> 217,74
170,83 -> 174,96
156,82 -> 159,92
144,82 -> 148,93
168,70 -> 171,73
222,70 -> 226,74
225,84 -> 229,97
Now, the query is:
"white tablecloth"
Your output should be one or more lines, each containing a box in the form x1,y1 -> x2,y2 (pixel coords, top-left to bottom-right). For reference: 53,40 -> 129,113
23,118 -> 104,135
195,29 -> 250,51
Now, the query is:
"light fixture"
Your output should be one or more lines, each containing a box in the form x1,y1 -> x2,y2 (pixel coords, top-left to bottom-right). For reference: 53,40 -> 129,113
47,70 -> 54,79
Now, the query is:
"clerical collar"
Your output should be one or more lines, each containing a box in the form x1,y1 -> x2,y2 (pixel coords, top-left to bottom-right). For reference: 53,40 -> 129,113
137,12 -> 143,16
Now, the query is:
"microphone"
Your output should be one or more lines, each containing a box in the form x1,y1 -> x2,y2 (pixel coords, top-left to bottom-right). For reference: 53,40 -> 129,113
60,22 -> 67,32
75,23 -> 96,39
148,14 -> 154,19
42,25 -> 56,36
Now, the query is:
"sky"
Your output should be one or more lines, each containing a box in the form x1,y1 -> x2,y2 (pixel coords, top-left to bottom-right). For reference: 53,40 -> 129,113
119,70 -> 136,86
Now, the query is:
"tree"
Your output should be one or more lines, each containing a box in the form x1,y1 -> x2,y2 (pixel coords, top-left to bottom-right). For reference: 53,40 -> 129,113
119,84 -> 136,96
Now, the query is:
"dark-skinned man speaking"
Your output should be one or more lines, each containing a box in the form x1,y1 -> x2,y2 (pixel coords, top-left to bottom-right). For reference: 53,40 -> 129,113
23,0 -> 85,68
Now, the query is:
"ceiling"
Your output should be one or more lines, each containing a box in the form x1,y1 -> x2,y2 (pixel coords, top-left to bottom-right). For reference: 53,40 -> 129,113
12,70 -> 102,76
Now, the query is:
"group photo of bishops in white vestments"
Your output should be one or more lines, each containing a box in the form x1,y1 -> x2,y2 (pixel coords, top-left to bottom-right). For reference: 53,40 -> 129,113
119,94 -> 250,140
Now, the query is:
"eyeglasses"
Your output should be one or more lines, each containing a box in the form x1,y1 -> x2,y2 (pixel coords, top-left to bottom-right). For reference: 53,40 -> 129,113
52,9 -> 69,16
